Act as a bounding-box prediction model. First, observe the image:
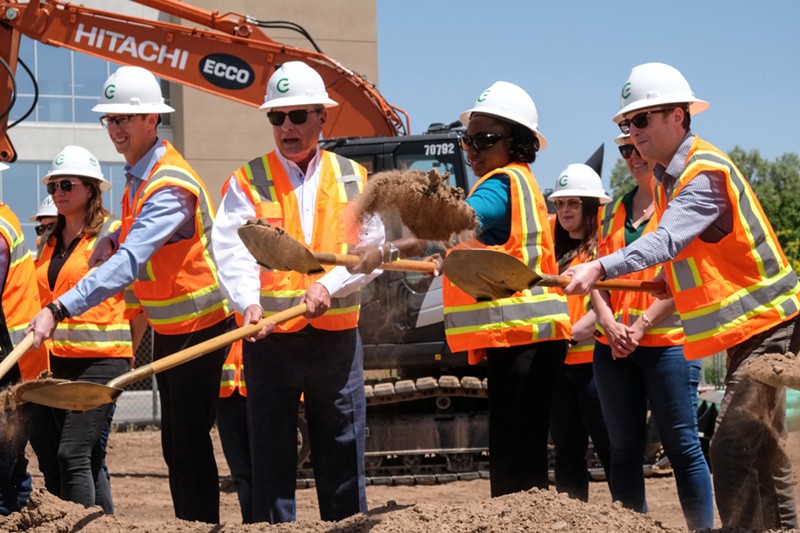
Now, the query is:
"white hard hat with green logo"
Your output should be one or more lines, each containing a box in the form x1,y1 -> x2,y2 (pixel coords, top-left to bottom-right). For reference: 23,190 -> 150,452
548,163 -> 611,204
613,62 -> 708,124
460,81 -> 547,149
43,145 -> 111,192
92,66 -> 175,114
259,61 -> 338,111
30,196 -> 58,221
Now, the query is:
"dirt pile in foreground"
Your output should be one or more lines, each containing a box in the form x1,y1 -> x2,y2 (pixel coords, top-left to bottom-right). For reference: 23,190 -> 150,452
0,487 -> 682,533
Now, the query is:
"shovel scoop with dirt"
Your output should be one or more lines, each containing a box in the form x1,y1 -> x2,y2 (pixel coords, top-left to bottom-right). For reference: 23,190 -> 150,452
741,352 -> 800,390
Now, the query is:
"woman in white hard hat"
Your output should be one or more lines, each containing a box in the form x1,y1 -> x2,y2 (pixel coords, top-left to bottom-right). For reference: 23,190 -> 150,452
30,196 -> 58,253
589,134 -> 713,530
547,163 -> 612,502
439,81 -> 571,497
33,145 -> 133,514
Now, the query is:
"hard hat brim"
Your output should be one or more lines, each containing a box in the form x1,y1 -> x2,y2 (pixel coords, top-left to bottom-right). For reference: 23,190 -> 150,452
0,162 -> 8,172
459,108 -> 548,150
548,189 -> 613,204
43,172 -> 112,193
613,98 -> 709,124
259,95 -> 339,112
92,102 -> 175,114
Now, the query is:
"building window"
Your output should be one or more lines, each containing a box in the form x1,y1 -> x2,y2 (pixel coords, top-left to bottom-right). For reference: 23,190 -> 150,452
9,37 -> 170,126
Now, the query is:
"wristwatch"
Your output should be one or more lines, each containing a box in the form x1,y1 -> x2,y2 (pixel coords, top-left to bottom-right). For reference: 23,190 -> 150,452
47,301 -> 70,322
379,242 -> 400,263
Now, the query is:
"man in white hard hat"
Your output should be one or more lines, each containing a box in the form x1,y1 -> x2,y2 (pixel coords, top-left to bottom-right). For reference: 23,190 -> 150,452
564,62 -> 800,531
26,66 -> 234,524
212,61 -> 384,524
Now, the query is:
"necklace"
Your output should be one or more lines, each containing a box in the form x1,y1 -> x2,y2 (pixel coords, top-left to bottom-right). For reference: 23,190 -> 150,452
56,232 -> 83,259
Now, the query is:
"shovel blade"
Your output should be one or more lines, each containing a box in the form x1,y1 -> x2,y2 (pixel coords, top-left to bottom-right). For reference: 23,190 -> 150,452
741,353 -> 800,390
442,249 -> 540,301
16,380 -> 122,411
238,220 -> 324,274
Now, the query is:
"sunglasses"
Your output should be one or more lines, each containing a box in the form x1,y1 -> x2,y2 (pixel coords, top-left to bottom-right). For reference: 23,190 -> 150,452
35,222 -> 55,236
618,144 -> 640,160
553,198 -> 583,211
99,114 -> 141,128
618,108 -> 673,134
266,109 -> 320,126
459,131 -> 510,152
47,180 -> 79,194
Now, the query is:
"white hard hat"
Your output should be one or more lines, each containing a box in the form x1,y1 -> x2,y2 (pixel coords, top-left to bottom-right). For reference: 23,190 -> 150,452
43,145 -> 111,192
548,163 -> 611,204
460,81 -> 548,149
259,61 -> 338,111
30,196 -> 57,221
615,133 -> 631,146
0,162 -> 7,172
613,63 -> 709,124
92,66 -> 174,114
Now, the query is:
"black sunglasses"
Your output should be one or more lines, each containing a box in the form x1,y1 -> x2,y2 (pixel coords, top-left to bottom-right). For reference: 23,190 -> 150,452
618,144 -> 640,160
618,108 -> 673,134
266,109 -> 320,126
459,131 -> 510,152
46,180 -> 78,194
35,222 -> 55,236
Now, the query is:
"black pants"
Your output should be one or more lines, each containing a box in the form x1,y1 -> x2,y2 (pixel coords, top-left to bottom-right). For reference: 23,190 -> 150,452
153,316 -> 233,524
217,391 -> 252,523
486,340 -> 567,497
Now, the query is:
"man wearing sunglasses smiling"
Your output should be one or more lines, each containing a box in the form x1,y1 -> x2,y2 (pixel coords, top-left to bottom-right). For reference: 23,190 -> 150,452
26,66 -> 234,525
212,61 -> 385,524
564,62 -> 800,531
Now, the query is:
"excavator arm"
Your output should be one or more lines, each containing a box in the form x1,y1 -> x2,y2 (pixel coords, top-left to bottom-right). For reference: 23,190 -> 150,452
0,0 -> 408,162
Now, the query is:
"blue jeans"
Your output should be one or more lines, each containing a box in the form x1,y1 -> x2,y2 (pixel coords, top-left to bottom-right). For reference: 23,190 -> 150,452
244,326 -> 367,524
593,343 -> 714,530
550,361 -> 611,501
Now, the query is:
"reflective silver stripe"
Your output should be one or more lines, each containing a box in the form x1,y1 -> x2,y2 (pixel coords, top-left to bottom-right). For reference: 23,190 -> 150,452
616,310 -> 682,329
53,325 -> 132,344
781,297 -> 799,317
0,217 -> 29,266
9,328 -> 27,346
141,287 -> 228,322
125,287 -> 140,306
671,257 -> 701,291
505,168 -> 539,267
220,365 -> 235,386
246,155 -> 275,202
259,291 -> 360,313
444,297 -> 568,330
681,266 -> 800,338
329,152 -> 363,200
599,198 -> 623,241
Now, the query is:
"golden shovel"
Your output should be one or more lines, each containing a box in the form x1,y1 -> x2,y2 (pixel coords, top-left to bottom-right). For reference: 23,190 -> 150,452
442,249 -> 666,301
17,304 -> 308,411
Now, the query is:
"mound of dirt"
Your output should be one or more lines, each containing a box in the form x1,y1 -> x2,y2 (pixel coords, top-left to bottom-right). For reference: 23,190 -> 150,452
354,169 -> 478,241
1,487 -> 683,533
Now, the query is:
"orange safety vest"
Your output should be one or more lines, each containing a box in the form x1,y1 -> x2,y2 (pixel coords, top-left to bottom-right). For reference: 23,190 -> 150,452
0,205 -> 48,380
232,150 -> 367,333
654,137 -> 800,359
563,252 -> 596,365
35,217 -> 132,359
121,141 -> 231,335
443,164 -> 571,363
596,194 -> 684,348
220,340 -> 246,397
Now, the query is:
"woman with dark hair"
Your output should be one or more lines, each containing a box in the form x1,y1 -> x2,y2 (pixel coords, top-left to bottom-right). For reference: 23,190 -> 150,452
33,145 -> 133,514
547,163 -> 612,502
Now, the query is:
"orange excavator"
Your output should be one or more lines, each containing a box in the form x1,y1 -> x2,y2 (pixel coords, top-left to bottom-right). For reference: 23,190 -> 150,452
0,0 -> 409,163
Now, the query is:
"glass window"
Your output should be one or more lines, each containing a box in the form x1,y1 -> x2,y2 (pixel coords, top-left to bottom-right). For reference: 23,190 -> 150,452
0,162 -> 45,248
75,98 -> 100,123
37,96 -> 73,122
36,43 -> 72,96
8,95 -> 34,124
73,54 -> 110,97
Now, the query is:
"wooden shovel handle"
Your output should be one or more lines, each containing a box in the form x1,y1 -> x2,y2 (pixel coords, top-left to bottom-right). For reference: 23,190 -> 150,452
0,332 -> 34,382
537,275 -> 666,293
109,304 -> 308,390
313,253 -> 436,273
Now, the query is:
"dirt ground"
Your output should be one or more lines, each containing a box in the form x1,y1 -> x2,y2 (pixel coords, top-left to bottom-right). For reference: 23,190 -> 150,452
2,428 -> 799,532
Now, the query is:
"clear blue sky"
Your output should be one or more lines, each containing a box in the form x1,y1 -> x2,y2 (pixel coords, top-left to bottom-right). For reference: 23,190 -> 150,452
376,1 -> 800,191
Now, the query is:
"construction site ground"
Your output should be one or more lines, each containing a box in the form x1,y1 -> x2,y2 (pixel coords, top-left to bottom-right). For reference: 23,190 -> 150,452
4,427 -> 800,532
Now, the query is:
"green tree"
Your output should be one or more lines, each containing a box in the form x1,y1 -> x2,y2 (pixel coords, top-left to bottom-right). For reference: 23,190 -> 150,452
608,157 -> 635,198
728,146 -> 800,273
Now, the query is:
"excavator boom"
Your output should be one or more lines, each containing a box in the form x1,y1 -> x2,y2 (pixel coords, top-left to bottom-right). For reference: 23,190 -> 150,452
0,0 -> 408,162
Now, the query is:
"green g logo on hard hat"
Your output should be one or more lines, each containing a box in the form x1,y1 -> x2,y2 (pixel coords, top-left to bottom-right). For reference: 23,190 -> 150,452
55,155 -> 65,166
558,174 -> 569,187
276,78 -> 290,93
104,84 -> 116,100
477,89 -> 491,102
621,82 -> 631,100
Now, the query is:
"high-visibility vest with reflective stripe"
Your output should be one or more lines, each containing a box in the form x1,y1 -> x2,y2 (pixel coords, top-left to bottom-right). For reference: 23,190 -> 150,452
596,194 -> 684,347
220,340 -> 246,397
0,205 -> 48,380
35,217 -> 132,359
654,137 -> 800,359
443,164 -> 571,361
121,141 -> 231,335
232,150 -> 367,332
563,252 -> 596,365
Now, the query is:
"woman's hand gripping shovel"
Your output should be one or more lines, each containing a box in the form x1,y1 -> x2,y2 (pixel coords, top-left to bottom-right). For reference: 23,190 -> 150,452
17,304 -> 309,411
441,249 -> 666,301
